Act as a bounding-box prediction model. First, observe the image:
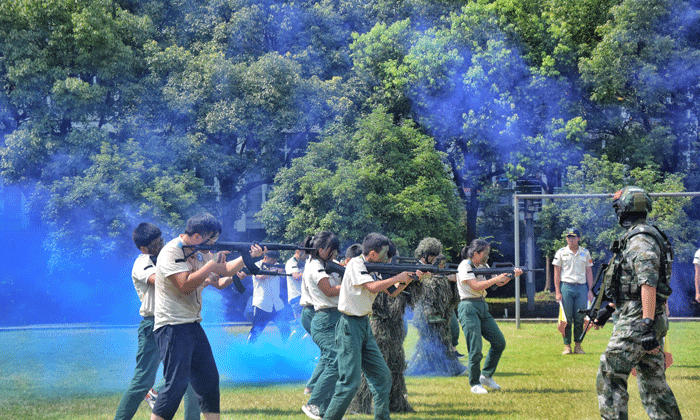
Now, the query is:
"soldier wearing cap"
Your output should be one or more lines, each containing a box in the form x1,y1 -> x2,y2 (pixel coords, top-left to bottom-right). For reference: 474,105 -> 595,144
593,186 -> 681,420
553,227 -> 594,355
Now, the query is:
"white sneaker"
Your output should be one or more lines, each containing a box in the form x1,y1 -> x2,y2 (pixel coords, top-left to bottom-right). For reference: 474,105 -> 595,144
145,388 -> 158,409
479,374 -> 501,390
302,404 -> 322,420
471,384 -> 488,394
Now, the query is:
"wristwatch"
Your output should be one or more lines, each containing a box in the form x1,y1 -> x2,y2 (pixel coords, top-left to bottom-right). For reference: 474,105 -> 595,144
642,317 -> 654,327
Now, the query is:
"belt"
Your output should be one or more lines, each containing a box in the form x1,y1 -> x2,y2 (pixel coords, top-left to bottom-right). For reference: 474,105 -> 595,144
461,297 -> 485,302
316,307 -> 338,313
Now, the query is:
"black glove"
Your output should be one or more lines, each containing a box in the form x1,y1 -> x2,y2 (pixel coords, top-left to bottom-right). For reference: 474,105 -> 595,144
592,303 -> 615,326
641,318 -> 660,351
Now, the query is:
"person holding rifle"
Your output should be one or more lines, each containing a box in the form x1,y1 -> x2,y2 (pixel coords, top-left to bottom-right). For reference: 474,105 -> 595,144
247,250 -> 292,343
457,239 -> 523,394
553,227 -> 594,355
593,187 -> 681,420
301,231 -> 342,420
114,223 -> 200,420
321,232 -> 422,420
151,212 -> 264,420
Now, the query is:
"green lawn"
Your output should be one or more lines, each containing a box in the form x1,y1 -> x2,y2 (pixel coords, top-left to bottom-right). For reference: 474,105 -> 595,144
3,321 -> 698,420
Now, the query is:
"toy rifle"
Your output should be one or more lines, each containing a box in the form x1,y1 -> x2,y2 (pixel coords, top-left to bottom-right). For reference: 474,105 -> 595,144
230,267 -> 292,295
577,262 -> 610,343
323,259 -> 458,294
181,242 -> 313,259
471,264 -> 544,278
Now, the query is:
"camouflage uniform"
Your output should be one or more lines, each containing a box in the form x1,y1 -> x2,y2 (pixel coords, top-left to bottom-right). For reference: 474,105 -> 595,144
596,222 -> 681,420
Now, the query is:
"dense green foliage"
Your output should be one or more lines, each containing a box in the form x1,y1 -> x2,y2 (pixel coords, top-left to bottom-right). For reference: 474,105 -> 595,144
1,0 -> 699,258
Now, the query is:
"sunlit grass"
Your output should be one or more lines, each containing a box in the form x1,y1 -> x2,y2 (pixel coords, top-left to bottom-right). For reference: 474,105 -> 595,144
2,321 -> 698,420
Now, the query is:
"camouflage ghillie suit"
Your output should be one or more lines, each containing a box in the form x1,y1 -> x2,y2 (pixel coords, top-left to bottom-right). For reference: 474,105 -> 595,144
597,221 -> 681,420
348,282 -> 418,414
405,273 -> 464,376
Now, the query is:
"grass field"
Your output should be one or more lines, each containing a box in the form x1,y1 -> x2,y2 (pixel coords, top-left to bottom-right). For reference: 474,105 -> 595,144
2,321 -> 698,420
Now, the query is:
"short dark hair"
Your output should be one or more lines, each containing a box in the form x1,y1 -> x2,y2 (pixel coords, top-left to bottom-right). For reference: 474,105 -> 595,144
265,250 -> 280,260
362,232 -> 391,256
184,212 -> 222,237
345,243 -> 363,260
133,223 -> 161,249
461,239 -> 490,260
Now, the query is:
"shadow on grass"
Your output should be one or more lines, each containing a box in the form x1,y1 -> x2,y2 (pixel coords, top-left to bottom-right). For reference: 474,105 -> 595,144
221,407 -> 302,416
411,406 -> 516,418
507,387 -> 587,394
492,371 -> 532,378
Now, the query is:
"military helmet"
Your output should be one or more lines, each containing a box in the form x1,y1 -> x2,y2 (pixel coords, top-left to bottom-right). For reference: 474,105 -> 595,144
612,186 -> 652,224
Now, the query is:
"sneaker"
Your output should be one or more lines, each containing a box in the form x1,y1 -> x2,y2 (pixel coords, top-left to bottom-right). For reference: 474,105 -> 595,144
479,375 -> 501,390
145,388 -> 158,409
471,384 -> 488,394
562,345 -> 572,355
302,404 -> 322,420
574,343 -> 586,354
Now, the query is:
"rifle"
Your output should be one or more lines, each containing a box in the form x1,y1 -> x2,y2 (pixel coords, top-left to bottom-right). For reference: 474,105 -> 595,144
181,242 -> 314,259
576,262 -> 610,343
324,259 -> 456,287
470,265 -> 544,278
230,267 -> 292,295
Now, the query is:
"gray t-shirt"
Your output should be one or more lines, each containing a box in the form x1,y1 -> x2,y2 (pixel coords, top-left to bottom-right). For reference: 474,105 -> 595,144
154,236 -> 211,330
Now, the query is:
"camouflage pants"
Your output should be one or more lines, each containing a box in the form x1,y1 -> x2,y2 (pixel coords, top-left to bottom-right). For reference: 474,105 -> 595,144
596,313 -> 681,420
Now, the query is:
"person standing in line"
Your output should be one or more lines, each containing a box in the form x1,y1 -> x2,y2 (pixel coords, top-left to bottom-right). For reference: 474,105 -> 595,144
594,186 -> 681,420
322,232 -> 420,420
247,250 -> 292,343
114,223 -> 201,420
286,244 -> 307,337
151,212 -> 264,420
694,247 -> 700,303
457,239 -> 523,394
301,231 -> 342,420
553,227 -> 594,355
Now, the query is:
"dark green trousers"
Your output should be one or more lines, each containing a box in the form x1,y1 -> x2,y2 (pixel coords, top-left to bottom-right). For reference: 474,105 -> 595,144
458,300 -> 506,387
323,314 -> 391,420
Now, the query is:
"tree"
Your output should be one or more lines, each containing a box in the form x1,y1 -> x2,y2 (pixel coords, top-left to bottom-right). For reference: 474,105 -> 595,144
536,154 -> 698,264
258,107 -> 466,254
579,0 -> 700,174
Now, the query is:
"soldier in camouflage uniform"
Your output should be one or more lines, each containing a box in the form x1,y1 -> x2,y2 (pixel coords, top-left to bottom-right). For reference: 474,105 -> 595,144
593,186 -> 681,420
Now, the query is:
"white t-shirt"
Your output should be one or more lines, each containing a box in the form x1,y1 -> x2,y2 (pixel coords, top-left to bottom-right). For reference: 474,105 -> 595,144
154,236 -> 210,330
338,255 -> 377,317
456,259 -> 487,299
304,259 -> 341,310
299,256 -> 313,307
694,248 -> 700,265
252,260 -> 285,312
132,253 -> 157,317
552,246 -> 593,284
285,256 -> 304,302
